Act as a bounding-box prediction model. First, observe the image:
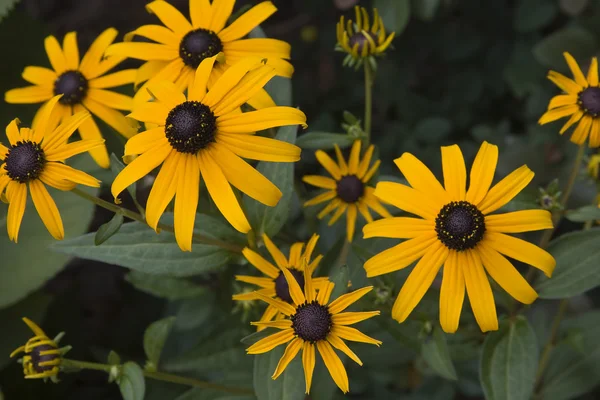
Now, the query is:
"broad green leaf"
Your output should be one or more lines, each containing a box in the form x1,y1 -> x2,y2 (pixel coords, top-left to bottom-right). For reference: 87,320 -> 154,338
421,326 -> 458,381
110,153 -> 136,201
0,155 -> 98,308
253,345 -> 304,400
533,26 -> 596,69
244,125 -> 297,237
480,317 -> 538,400
411,0 -> 441,21
514,0 -> 557,33
295,132 -> 354,150
118,362 -> 146,400
537,228 -> 600,299
52,213 -> 241,276
144,317 -> 176,369
95,211 -> 124,245
375,0 -> 411,35
564,205 -> 600,222
125,271 -> 206,300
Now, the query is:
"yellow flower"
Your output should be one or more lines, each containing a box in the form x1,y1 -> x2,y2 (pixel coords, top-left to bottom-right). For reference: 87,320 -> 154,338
0,96 -> 102,242
336,6 -> 394,63
233,234 -> 329,329
539,52 -> 600,148
246,264 -> 381,394
105,0 -> 292,107
303,140 -> 391,242
5,29 -> 138,168
10,318 -> 65,381
111,56 -> 305,252
587,154 -> 600,179
362,141 -> 556,333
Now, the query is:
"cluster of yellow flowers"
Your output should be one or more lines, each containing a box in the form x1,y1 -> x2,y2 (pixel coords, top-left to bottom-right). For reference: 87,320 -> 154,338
4,0 -> 598,395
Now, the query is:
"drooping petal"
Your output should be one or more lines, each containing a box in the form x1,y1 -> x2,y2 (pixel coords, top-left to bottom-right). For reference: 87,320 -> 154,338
466,141 -> 498,205
316,341 -> 349,394
363,217 -> 434,239
146,151 -> 178,231
6,182 -> 27,242
463,250 -> 498,332
483,232 -> 556,277
364,233 -> 438,277
327,333 -> 362,366
590,119 -> 600,148
72,104 -> 110,168
188,55 -> 220,102
346,204 -> 357,242
570,114 -> 593,145
439,251 -> 465,334
485,210 -> 553,233
272,338 -> 303,379
441,144 -> 466,201
173,154 -> 199,252
246,328 -> 295,354
478,165 -> 534,214
29,180 -> 64,240
302,342 -> 315,394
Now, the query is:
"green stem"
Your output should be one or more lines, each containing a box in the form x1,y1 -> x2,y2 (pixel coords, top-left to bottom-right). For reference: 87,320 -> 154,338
61,359 -> 253,395
71,187 -> 243,253
363,60 -> 374,145
534,299 -> 569,392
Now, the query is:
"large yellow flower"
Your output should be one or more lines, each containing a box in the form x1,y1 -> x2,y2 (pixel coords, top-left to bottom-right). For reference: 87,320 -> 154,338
539,52 -> 600,147
303,140 -> 391,242
233,233 -> 329,329
0,96 -> 102,242
246,264 -> 381,394
106,0 -> 292,107
111,56 -> 305,251
5,29 -> 138,168
363,141 -> 556,333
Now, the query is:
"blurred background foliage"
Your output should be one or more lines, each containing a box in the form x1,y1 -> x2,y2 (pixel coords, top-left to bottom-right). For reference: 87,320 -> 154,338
1,0 -> 600,399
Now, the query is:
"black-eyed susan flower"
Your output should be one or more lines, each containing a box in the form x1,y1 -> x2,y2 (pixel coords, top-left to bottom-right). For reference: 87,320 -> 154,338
0,96 -> 102,242
246,264 -> 381,394
233,234 -> 329,329
336,6 -> 394,67
105,0 -> 292,108
5,29 -> 138,168
303,140 -> 390,242
362,141 -> 556,333
111,56 -> 305,252
10,318 -> 68,381
539,52 -> 600,148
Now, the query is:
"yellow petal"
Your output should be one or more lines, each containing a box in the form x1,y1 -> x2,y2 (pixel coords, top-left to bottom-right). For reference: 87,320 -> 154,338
478,243 -> 538,305
373,182 -> 439,220
146,0 -> 192,35
6,182 -> 27,242
547,70 -> 582,94
463,250 -> 498,332
483,232 -> 556,277
330,325 -> 382,346
79,28 -> 119,78
246,87 -> 277,109
441,145 -> 466,201
22,66 -> 57,86
331,311 -> 380,326
559,110 -> 583,135
589,118 -> 600,148
394,152 -> 450,204
587,57 -> 598,86
124,24 -> 179,47
439,251 -> 465,334
72,104 -> 110,168
357,144 -> 375,179
83,98 -> 138,138
246,328 -> 295,354
263,233 -> 289,269
223,38 -> 291,60
89,70 -> 136,89
209,0 -> 235,32
391,241 -> 448,322
5,86 -> 53,104
188,55 -> 220,102
190,0 -> 212,29
124,128 -> 166,156
31,95 -> 62,143
547,94 -> 578,110
128,102 -> 170,126
146,152 -> 178,231
88,88 -> 132,111
302,342 -> 315,394
327,334 -> 362,366
333,144 -> 348,175
218,1 -> 277,42
315,150 -> 342,180
485,210 -> 553,233
317,281 -> 335,305
173,154 -> 199,252
363,217 -> 434,239
466,141 -> 498,205
213,66 -> 277,116
304,263 -> 315,302
43,162 -> 100,188
328,286 -> 372,313
538,104 -> 579,125
105,42 -> 178,61
29,180 -> 64,240
279,266 -> 306,306
272,338 -> 303,379
146,80 -> 186,108
42,110 -> 91,151
305,190 -> 336,208
133,59 -> 185,105
44,35 -> 67,74
253,291 -> 297,316
217,107 -> 307,133
346,203 -> 357,242
570,114 -> 593,145
302,175 -> 337,189
45,139 -> 105,162
316,341 -> 349,394
478,165 -> 534,214
364,233 -> 437,277
242,248 -> 279,278
216,133 -> 301,162
563,52 -> 588,87
62,32 -> 79,71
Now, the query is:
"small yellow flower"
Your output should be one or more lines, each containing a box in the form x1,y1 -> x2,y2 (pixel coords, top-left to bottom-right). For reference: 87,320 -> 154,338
539,52 -> 600,147
336,6 -> 394,66
0,96 -> 102,242
303,140 -> 391,242
246,263 -> 381,394
363,141 -> 556,333
5,29 -> 138,168
106,0 -> 292,108
233,234 -> 329,329
10,318 -> 65,381
587,154 -> 600,179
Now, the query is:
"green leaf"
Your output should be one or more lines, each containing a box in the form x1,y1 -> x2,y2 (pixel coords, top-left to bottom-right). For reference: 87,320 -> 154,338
108,350 -> 121,365
253,345 -> 305,400
95,212 -> 124,245
118,362 -> 146,400
144,317 -> 176,369
110,153 -> 136,201
564,205 -> 600,222
375,0 -> 411,35
411,0 -> 441,21
125,271 -> 206,300
421,325 -> 458,381
479,317 -> 538,400
514,0 -> 557,33
0,0 -> 20,21
537,228 -> 600,299
244,125 -> 297,237
533,26 -> 597,69
329,263 -> 350,300
295,132 -> 354,150
0,155 -> 98,308
265,76 -> 292,107
52,213 -> 240,276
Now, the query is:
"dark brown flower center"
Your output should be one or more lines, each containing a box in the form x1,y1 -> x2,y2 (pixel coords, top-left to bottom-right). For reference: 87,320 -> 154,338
30,344 -> 59,373
165,101 -> 216,154
274,269 -> 305,303
348,31 -> 378,53
179,28 -> 223,68
579,87 -> 600,116
435,201 -> 485,251
54,70 -> 88,105
292,301 -> 332,342
4,141 -> 46,183
336,175 -> 364,203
